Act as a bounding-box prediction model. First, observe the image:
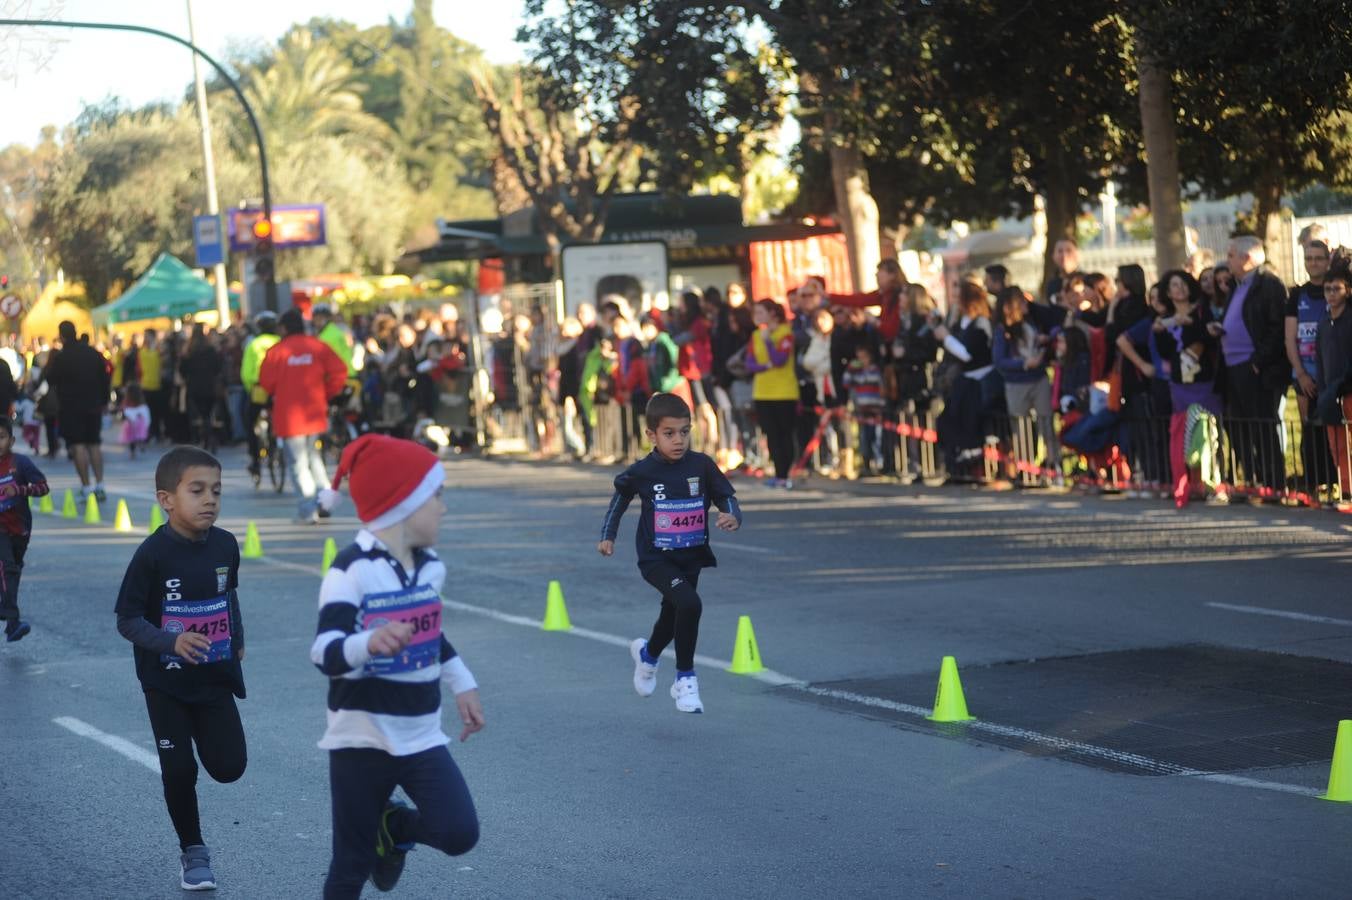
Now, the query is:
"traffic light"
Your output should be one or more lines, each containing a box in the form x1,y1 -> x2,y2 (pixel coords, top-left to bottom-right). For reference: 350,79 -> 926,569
0,275 -> 8,289
252,217 -> 275,282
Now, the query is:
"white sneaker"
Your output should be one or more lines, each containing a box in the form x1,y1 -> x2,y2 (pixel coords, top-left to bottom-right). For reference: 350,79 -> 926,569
629,638 -> 657,697
670,675 -> 704,713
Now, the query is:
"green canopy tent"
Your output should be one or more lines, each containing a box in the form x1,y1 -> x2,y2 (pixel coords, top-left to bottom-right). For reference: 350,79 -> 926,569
91,253 -> 239,327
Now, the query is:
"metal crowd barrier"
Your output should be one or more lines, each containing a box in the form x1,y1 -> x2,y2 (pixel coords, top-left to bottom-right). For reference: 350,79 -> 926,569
480,375 -> 1352,511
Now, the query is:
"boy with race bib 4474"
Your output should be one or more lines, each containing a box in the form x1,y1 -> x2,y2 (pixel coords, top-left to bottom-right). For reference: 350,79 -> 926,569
599,392 -> 743,714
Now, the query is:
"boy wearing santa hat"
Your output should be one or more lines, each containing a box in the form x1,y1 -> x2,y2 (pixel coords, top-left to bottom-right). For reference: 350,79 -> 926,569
310,435 -> 485,898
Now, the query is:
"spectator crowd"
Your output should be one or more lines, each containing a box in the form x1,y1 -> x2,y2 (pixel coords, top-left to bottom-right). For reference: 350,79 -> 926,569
3,301 -> 477,520
480,227 -> 1352,512
8,224 -> 1352,516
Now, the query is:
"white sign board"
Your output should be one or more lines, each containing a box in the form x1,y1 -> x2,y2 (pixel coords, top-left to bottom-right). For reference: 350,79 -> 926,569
560,241 -> 669,320
0,295 -> 21,319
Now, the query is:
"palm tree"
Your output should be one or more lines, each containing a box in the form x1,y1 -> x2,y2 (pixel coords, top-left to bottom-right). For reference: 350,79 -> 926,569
233,28 -> 393,161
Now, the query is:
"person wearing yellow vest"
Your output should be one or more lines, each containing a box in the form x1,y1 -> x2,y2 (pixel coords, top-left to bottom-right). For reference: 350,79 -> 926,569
240,311 -> 281,477
311,304 -> 355,376
137,330 -> 165,441
108,335 -> 126,394
744,299 -> 799,487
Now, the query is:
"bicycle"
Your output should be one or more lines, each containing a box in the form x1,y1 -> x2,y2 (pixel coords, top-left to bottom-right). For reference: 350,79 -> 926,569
321,385 -> 363,464
252,405 -> 287,494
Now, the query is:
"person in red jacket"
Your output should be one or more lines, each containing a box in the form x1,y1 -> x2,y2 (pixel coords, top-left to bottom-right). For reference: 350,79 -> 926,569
258,309 -> 348,523
827,258 -> 907,344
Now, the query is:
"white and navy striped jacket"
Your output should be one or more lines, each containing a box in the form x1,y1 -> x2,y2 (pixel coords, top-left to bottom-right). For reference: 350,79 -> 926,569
310,530 -> 476,756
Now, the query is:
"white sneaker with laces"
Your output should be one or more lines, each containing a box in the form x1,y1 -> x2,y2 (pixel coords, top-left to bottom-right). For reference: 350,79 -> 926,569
670,675 -> 704,713
629,638 -> 657,697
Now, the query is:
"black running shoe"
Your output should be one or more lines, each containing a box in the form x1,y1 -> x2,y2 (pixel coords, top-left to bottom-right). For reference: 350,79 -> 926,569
5,620 -> 30,642
371,801 -> 414,892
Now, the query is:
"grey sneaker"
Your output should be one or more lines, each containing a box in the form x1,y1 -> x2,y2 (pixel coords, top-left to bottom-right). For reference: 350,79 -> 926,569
180,844 -> 216,891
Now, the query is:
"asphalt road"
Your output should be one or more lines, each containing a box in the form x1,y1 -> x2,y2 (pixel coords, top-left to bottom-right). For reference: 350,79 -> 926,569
3,443 -> 1351,899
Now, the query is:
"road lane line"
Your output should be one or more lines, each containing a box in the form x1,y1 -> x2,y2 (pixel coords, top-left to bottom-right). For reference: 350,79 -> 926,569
440,599 -> 801,687
259,555 -> 323,576
53,716 -> 160,774
1196,773 -> 1323,796
1205,602 -> 1352,627
715,542 -> 779,555
252,552 -> 1322,797
797,686 -> 1322,796
798,686 -> 1186,774
257,553 -> 800,684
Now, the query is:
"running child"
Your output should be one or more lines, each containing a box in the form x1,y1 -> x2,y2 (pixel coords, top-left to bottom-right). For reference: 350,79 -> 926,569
114,447 -> 247,891
0,416 -> 48,643
15,391 -> 40,454
121,382 -> 151,459
598,392 -> 742,714
312,434 -> 483,898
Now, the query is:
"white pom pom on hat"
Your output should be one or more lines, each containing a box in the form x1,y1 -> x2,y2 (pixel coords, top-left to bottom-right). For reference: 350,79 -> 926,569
319,434 -> 442,530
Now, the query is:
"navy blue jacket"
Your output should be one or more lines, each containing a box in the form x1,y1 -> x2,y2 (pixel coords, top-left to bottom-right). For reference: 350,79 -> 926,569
115,525 -> 245,703
601,450 -> 742,569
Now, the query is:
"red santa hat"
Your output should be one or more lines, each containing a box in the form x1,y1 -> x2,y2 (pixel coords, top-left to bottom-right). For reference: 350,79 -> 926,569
318,434 -> 442,530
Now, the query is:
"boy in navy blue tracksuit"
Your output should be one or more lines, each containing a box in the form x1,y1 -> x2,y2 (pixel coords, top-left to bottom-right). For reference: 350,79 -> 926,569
115,447 -> 247,891
598,392 -> 742,713
0,417 -> 48,642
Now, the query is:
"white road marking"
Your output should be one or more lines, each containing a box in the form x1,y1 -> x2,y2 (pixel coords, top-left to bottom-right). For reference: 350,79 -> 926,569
53,716 -> 160,774
251,544 -> 1322,798
799,686 -> 1184,773
440,599 -> 801,686
1206,602 -> 1352,628
715,542 -> 779,555
797,686 -> 1322,797
258,555 -> 323,576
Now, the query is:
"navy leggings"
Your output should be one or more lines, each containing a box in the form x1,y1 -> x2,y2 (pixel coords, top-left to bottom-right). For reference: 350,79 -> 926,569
144,689 -> 247,850
641,559 -> 703,671
0,533 -> 28,623
323,745 -> 479,899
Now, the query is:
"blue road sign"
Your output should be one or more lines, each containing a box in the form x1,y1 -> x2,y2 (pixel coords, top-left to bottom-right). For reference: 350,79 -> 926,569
194,214 -> 225,268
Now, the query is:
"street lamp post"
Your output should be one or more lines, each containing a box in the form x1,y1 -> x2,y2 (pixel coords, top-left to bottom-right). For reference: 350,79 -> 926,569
0,17 -> 279,312
185,0 -> 231,325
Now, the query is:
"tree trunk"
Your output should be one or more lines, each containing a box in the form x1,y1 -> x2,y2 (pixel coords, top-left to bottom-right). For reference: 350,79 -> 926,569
543,230 -> 562,278
1135,50 -> 1187,272
1041,179 -> 1078,296
800,65 -> 881,292
879,224 -> 904,261
827,140 -> 881,293
739,166 -> 757,225
490,155 -> 531,218
1254,177 -> 1284,255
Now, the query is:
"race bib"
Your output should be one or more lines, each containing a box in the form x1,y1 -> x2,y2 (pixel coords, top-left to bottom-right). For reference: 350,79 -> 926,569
1297,320 -> 1318,361
653,497 -> 706,549
360,583 -> 442,676
161,595 -> 233,665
